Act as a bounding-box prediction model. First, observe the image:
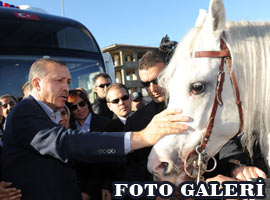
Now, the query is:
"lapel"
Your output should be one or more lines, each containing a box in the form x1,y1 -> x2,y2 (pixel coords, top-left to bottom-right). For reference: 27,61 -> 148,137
115,115 -> 125,128
89,113 -> 107,132
28,95 -> 52,122
89,113 -> 97,132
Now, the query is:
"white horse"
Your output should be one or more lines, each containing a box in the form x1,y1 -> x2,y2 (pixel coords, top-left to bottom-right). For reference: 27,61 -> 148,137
148,0 -> 270,185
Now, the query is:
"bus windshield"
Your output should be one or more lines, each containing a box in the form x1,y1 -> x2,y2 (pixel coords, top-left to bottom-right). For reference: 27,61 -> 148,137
0,7 -> 106,100
0,56 -> 104,98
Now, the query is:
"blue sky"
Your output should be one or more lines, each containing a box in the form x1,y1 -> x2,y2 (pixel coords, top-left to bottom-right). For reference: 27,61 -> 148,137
3,0 -> 270,49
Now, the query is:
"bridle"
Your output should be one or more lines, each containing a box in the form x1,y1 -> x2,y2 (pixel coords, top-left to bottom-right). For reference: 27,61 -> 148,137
183,37 -> 244,183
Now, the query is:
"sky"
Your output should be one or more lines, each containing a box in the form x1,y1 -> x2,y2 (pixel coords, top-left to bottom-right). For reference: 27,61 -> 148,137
3,0 -> 270,49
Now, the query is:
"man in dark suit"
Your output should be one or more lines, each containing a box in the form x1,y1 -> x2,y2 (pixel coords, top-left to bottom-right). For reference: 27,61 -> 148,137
105,83 -> 133,132
2,58 -> 189,200
125,50 -> 166,131
92,73 -> 114,119
124,50 -> 167,183
101,83 -> 133,198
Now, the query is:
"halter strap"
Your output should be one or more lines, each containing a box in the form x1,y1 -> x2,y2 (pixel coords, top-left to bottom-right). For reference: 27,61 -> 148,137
226,57 -> 244,134
194,39 -> 243,148
184,38 -> 244,180
194,49 -> 230,58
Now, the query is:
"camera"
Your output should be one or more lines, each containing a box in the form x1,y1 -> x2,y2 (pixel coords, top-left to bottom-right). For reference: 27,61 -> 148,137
159,34 -> 178,64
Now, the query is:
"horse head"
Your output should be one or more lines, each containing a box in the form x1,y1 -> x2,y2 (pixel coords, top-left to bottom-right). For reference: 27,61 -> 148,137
148,0 -> 242,185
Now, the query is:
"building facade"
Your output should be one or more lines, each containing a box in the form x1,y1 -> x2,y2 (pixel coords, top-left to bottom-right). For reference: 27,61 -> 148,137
102,44 -> 158,93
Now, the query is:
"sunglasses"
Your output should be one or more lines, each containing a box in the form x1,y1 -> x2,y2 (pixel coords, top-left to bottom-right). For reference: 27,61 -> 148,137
2,101 -> 15,109
110,95 -> 129,104
70,101 -> 87,111
97,83 -> 111,88
141,78 -> 158,87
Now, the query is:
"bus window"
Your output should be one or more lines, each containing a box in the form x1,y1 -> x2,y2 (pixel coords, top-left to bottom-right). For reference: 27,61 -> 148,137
57,27 -> 98,52
0,56 -> 104,99
0,19 -> 99,52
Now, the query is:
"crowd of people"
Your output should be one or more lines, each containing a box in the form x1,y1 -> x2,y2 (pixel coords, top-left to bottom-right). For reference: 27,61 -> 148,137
0,49 -> 267,200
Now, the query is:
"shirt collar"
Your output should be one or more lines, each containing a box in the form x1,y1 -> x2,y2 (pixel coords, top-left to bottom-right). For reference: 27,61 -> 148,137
117,111 -> 134,125
31,93 -> 61,124
117,115 -> 127,125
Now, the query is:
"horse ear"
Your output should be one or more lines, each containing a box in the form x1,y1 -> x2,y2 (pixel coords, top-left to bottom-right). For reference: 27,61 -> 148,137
195,9 -> 207,27
203,0 -> 226,38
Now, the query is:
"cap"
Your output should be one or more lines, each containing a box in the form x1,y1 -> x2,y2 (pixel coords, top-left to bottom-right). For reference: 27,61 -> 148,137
132,92 -> 143,101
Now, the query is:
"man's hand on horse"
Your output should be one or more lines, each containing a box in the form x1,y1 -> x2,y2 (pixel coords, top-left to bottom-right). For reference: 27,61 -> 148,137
130,108 -> 189,151
206,174 -> 237,184
232,166 -> 266,181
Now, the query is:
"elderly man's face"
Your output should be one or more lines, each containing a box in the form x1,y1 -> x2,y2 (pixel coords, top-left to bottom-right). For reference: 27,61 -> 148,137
36,63 -> 71,111
0,97 -> 17,118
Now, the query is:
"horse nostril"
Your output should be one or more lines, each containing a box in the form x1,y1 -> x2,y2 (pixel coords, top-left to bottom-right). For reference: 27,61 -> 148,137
154,161 -> 170,177
159,162 -> 169,171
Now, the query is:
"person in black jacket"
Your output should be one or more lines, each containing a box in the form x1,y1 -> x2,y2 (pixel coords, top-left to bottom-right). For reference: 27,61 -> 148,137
67,89 -> 112,200
105,83 -> 133,132
92,73 -> 114,119
125,50 -> 166,132
2,58 -> 189,200
209,133 -> 267,181
0,101 -> 21,200
102,83 -> 133,199
123,50 -> 167,186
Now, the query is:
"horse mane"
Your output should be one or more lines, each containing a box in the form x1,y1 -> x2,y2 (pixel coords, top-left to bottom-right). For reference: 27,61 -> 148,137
159,20 -> 270,159
225,21 -> 270,159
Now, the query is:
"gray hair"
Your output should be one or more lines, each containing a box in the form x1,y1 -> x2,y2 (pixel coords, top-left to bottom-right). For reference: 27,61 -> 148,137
28,58 -> 67,90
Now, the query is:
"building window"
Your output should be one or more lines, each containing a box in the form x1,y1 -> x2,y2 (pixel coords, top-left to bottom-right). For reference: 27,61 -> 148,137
115,71 -> 122,83
113,54 -> 120,66
126,69 -> 137,81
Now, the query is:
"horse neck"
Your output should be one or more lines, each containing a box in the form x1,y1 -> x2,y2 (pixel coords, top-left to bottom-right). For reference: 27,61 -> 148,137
225,21 -> 270,161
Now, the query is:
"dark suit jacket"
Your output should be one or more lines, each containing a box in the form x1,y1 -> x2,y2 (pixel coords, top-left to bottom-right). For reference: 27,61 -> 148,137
92,97 -> 113,119
69,112 -> 111,132
125,101 -> 165,132
90,113 -> 112,132
105,114 -> 125,132
122,101 -> 166,181
2,96 -> 125,200
73,113 -> 113,199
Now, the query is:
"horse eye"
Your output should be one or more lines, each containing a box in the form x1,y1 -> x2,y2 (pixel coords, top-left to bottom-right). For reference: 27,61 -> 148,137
190,82 -> 205,95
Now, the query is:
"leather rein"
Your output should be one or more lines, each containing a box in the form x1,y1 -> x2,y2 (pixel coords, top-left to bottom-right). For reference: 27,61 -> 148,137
183,38 -> 244,182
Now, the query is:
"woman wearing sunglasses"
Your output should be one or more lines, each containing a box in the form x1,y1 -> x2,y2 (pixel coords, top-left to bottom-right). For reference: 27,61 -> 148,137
67,89 -> 111,131
67,89 -> 112,200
